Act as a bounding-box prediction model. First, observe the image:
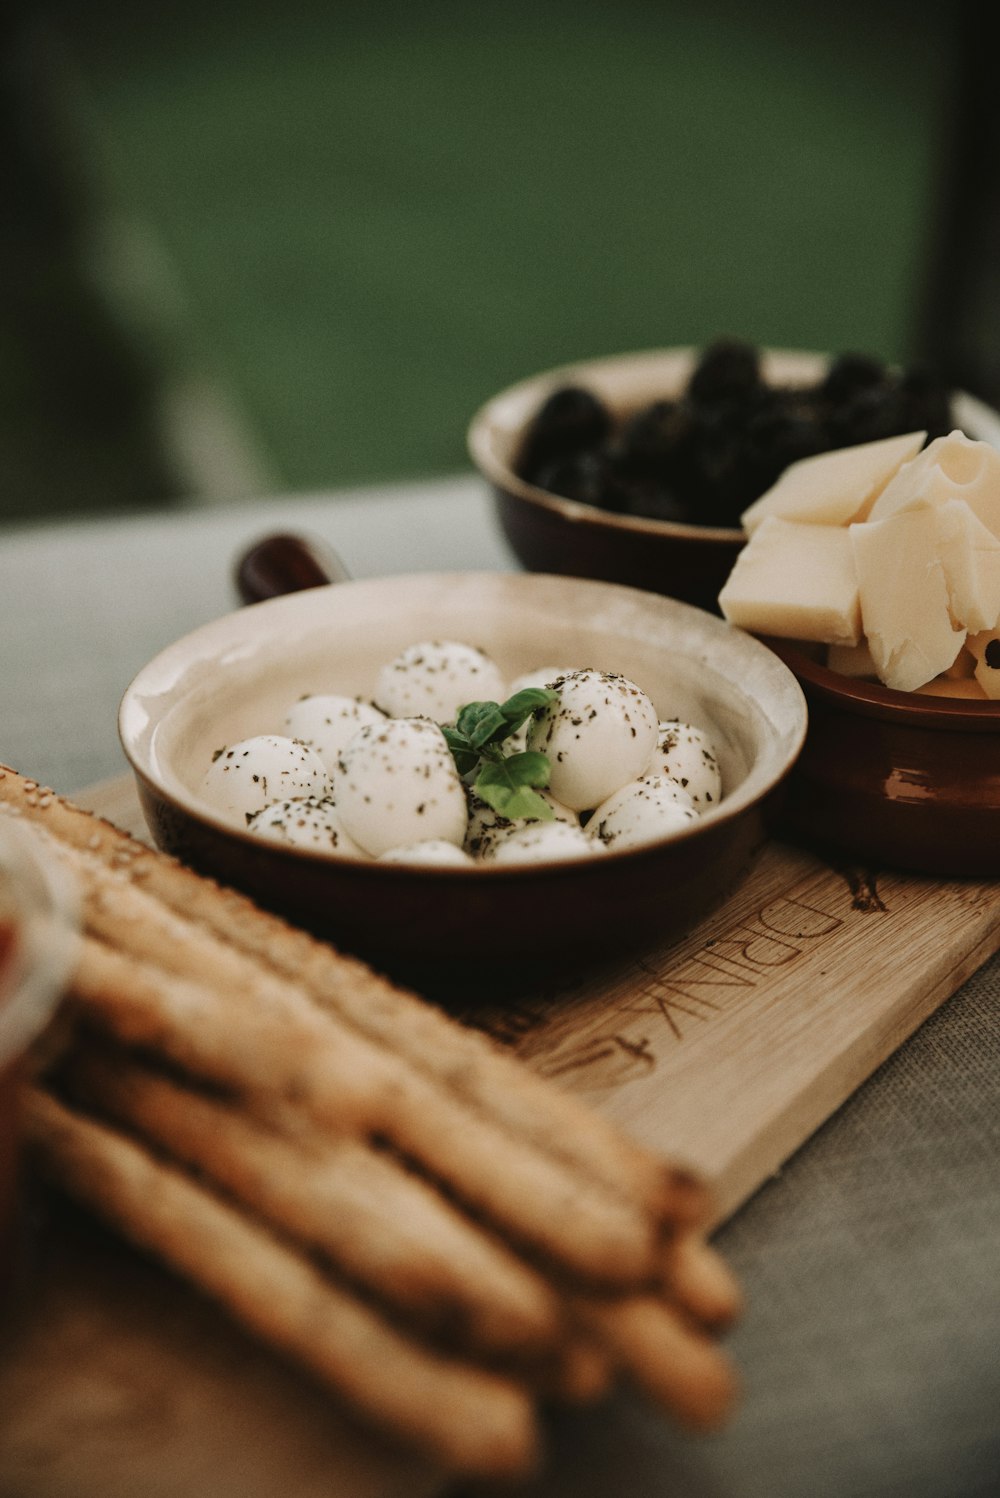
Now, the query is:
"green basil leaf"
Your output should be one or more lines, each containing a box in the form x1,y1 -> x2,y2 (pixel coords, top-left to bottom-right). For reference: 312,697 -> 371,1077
445,695 -> 559,802
462,701 -> 510,750
498,750 -> 552,788
475,751 -> 554,821
499,687 -> 559,735
475,778 -> 556,821
440,725 -> 479,779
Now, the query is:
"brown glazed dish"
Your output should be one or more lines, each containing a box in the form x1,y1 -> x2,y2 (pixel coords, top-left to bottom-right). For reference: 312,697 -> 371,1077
468,347 -> 1000,614
118,568 -> 806,982
765,642 -> 1000,877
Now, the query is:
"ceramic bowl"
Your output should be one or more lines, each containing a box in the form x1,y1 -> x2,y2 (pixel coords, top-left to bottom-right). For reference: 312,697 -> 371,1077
764,641 -> 1000,877
119,571 -> 807,981
468,346 -> 1000,613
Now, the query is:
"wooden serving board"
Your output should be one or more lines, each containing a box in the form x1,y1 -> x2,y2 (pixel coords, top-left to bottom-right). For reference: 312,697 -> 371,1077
3,773 -> 999,1497
72,774 -> 1000,1225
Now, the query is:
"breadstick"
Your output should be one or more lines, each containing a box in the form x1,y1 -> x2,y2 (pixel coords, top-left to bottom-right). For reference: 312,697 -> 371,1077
575,1295 -> 738,1430
662,1232 -> 743,1331
24,1089 -> 539,1478
67,929 -> 660,1289
65,1042 -> 563,1359
0,770 -> 673,1213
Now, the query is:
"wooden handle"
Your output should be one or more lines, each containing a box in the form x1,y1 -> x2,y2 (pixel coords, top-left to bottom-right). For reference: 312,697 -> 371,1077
235,533 -> 351,605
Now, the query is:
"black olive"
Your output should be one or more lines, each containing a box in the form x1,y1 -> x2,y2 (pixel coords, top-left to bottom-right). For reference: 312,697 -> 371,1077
517,385 -> 611,478
821,352 -> 887,407
688,338 -> 762,407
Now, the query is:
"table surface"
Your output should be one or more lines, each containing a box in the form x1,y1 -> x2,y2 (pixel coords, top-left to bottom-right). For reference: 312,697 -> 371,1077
1,478 -> 998,1498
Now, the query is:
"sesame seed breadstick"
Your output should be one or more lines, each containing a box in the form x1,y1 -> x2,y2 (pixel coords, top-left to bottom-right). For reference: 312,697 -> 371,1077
66,927 -> 660,1289
65,1043 -> 563,1359
24,1089 -> 539,1479
0,768 -> 672,1212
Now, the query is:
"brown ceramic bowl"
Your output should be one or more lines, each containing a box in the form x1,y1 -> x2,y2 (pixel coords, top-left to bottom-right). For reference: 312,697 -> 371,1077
468,346 -> 1000,613
118,571 -> 806,982
763,641 -> 1000,877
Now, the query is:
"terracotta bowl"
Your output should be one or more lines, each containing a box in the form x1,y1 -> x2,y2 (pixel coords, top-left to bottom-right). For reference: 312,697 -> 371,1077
468,346 -> 1000,613
118,571 -> 806,982
764,641 -> 1000,877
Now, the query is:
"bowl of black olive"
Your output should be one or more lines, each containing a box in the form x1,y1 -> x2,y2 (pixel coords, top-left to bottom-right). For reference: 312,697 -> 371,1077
468,341 -> 989,612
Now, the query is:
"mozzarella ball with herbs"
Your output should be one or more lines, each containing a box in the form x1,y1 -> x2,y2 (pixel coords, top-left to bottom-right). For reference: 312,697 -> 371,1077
465,789 -> 578,861
283,695 -> 386,777
587,775 -> 699,852
526,670 -> 659,812
489,820 -> 601,866
201,736 -> 329,822
378,840 -> 475,868
335,717 -> 468,856
247,795 -> 366,856
648,720 -> 723,809
374,641 -> 506,724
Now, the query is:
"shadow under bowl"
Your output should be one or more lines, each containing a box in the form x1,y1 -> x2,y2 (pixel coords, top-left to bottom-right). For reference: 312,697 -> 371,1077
119,571 -> 807,984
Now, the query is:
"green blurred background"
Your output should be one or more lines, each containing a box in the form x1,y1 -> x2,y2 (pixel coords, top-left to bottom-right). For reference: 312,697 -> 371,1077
0,0 -> 965,524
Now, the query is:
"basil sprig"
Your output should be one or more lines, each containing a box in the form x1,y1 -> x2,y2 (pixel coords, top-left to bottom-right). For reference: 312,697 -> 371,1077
441,687 -> 558,820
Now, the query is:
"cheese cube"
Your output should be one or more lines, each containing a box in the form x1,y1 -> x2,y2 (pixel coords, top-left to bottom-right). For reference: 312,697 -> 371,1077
850,509 -> 965,692
932,499 -> 1000,631
719,517 -> 861,646
868,430 -> 1000,536
740,430 -> 926,534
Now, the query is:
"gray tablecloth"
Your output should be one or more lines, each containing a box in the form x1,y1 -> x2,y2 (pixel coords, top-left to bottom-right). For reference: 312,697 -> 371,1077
1,479 -> 997,1498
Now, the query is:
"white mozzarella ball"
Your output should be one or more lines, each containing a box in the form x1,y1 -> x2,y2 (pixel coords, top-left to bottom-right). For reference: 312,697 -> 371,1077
378,840 -> 475,868
374,640 -> 506,723
283,695 -> 385,776
247,796 -> 367,857
201,735 -> 329,823
465,789 -> 578,862
649,720 -> 723,810
335,717 -> 468,856
587,775 -> 698,852
526,670 -> 659,812
489,821 -> 601,867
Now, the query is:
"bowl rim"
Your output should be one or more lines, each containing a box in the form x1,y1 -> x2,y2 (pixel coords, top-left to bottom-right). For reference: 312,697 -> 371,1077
118,569 -> 808,877
467,344 -> 1000,547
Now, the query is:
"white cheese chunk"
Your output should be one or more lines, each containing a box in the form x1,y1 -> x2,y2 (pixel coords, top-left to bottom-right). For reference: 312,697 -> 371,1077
932,499 -> 1000,631
740,430 -> 926,534
850,509 -> 965,692
718,517 -> 862,646
868,430 -> 1000,536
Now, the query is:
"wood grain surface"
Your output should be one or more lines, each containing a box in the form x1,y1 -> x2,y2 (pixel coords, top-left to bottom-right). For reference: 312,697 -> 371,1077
3,773 -> 997,1497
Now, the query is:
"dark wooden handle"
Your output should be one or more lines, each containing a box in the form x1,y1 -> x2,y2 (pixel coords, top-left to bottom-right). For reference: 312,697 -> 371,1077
234,533 -> 352,605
